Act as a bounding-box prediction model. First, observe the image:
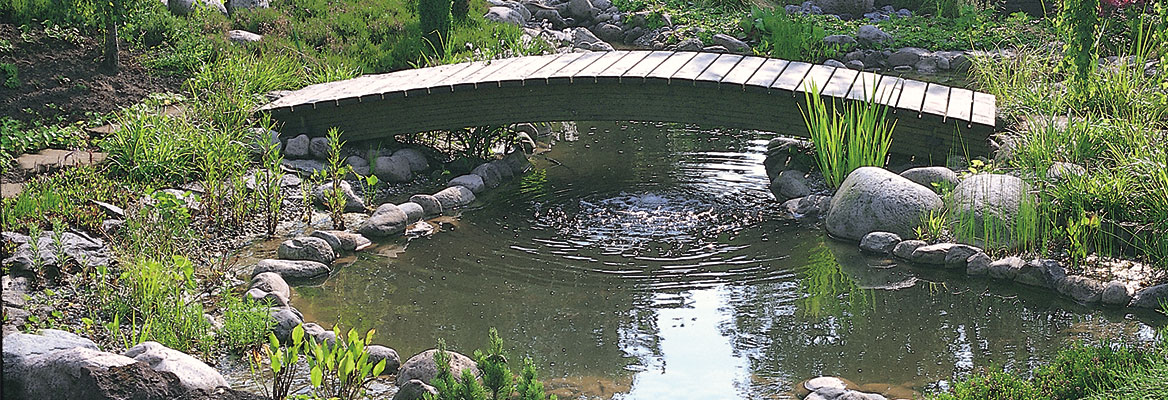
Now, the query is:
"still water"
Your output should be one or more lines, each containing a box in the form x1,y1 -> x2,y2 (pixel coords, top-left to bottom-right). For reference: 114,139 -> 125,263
290,121 -> 1162,399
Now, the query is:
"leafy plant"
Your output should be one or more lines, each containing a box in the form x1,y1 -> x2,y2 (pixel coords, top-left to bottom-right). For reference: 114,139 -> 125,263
320,128 -> 350,230
218,288 -> 273,354
799,82 -> 896,189
304,326 -> 387,400
253,324 -> 306,400
428,338 -> 489,400
256,130 -> 285,238
0,62 -> 18,88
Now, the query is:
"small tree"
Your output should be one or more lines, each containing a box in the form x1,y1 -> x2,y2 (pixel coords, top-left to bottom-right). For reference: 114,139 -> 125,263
102,0 -> 122,71
451,0 -> 469,21
419,0 -> 453,54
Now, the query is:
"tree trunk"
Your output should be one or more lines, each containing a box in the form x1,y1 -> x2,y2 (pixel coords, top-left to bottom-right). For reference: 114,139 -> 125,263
102,0 -> 120,72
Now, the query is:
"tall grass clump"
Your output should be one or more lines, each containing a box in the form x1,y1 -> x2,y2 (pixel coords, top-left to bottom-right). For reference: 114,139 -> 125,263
420,0 -> 453,55
800,82 -> 896,189
101,109 -> 200,184
742,7 -> 837,61
95,255 -> 212,354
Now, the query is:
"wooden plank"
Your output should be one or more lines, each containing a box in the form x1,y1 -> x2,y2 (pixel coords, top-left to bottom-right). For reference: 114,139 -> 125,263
450,57 -> 526,90
523,52 -> 587,84
719,56 -> 767,86
946,87 -> 975,124
575,51 -> 633,81
670,52 -> 721,83
871,75 -> 903,106
921,83 -> 951,119
423,60 -> 494,93
972,92 -> 996,127
595,51 -> 651,83
694,54 -> 743,86
769,61 -> 813,92
489,54 -> 563,87
895,79 -> 928,115
821,67 -> 859,98
744,59 -> 788,91
797,64 -> 836,94
621,51 -> 675,82
846,71 -> 881,101
386,63 -> 475,98
547,51 -> 607,84
646,52 -> 698,83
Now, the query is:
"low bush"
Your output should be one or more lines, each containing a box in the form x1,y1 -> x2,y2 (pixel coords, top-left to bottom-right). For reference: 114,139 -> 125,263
934,368 -> 1040,400
1032,342 -> 1150,399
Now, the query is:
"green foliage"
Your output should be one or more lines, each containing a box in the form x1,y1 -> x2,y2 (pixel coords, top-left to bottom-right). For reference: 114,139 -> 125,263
515,357 -> 554,400
100,255 -> 212,354
1,165 -> 132,233
799,82 -> 895,189
475,328 -> 514,400
217,290 -> 273,355
933,368 -> 1041,400
429,331 -> 557,400
0,117 -> 90,169
320,127 -> 351,229
1,62 -> 18,88
256,126 -> 285,238
101,110 -> 199,184
419,0 -> 453,56
451,0 -> 469,21
742,7 -> 840,61
1032,342 -> 1150,399
1058,0 -> 1101,97
304,326 -> 387,400
256,324 -> 305,400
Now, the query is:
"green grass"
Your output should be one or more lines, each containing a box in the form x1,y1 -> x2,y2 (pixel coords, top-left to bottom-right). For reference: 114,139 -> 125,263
1,165 -> 135,233
800,81 -> 895,189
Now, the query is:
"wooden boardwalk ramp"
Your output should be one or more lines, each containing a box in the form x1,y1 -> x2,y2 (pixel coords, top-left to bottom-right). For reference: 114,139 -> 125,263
261,50 -> 996,159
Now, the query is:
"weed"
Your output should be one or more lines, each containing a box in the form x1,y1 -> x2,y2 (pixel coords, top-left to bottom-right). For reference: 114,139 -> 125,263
419,0 -> 453,56
0,62 -> 18,88
217,288 -> 273,354
100,255 -> 212,354
799,82 -> 896,189
252,324 -> 305,400
321,128 -> 350,230
304,326 -> 387,400
257,131 -> 285,238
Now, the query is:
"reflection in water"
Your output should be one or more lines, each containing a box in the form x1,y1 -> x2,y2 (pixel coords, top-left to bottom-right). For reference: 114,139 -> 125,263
282,121 -> 1164,400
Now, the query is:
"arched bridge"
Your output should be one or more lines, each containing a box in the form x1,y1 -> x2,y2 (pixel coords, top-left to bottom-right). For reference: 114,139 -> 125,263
261,51 -> 996,159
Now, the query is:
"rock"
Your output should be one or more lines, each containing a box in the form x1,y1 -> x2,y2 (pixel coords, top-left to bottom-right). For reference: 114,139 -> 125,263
824,59 -> 847,68
943,245 -> 981,269
246,288 -> 289,307
838,391 -> 888,400
373,156 -> 413,183
91,200 -> 125,218
277,237 -> 336,264
1015,259 -> 1065,289
534,9 -> 566,28
250,272 -> 290,299
226,0 -> 267,10
2,275 -> 29,307
253,259 -> 331,281
398,202 -> 425,224
225,29 -> 262,43
302,323 -> 337,346
572,27 -> 613,51
567,0 -> 598,20
1056,275 -> 1104,303
859,232 -> 901,254
357,204 -> 410,237
966,252 -> 991,275
949,174 -> 1033,248
1047,162 -> 1086,182
310,230 -> 372,252
434,186 -> 476,210
675,38 -> 704,52
285,134 -> 310,158
450,174 -> 487,194
124,342 -> 227,392
825,167 -> 944,241
888,47 -> 928,67
3,231 -> 111,278
367,345 -> 401,375
1130,283 -> 1168,309
393,379 -> 439,400
101,219 -> 125,234
891,239 -> 925,259
814,0 -> 873,15
1101,280 -> 1134,306
396,349 -> 480,386
502,151 -> 531,174
169,0 -> 227,15
824,35 -> 857,45
593,23 -> 623,42
712,33 -> 749,53
308,137 -> 332,159
910,243 -> 956,265
987,256 -> 1024,280
472,162 -> 506,189
281,159 -> 325,175
409,194 -> 444,216
915,55 -> 939,73
269,307 -> 304,343
781,195 -> 832,219
805,376 -> 848,392
846,60 -> 865,70
345,155 -> 370,177
176,387 -> 268,400
771,170 -> 811,200
485,6 -> 525,25
856,24 -> 891,46
17,347 -> 186,399
313,181 -> 366,213
490,159 -> 514,181
393,148 -> 430,172
899,167 -> 959,192
4,329 -> 100,396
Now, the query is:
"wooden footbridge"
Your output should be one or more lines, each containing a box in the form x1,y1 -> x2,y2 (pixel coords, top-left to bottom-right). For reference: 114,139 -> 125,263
261,50 -> 996,158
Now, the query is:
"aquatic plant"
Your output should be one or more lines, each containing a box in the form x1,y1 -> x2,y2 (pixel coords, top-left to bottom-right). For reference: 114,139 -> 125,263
800,81 -> 896,189
304,326 -> 387,400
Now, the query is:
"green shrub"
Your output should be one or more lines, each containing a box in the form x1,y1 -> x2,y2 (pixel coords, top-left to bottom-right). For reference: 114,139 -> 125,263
799,82 -> 895,189
216,289 -> 273,354
304,326 -> 387,400
933,368 -> 1040,400
451,0 -> 469,21
1,165 -> 133,233
428,330 -> 558,400
0,63 -> 18,88
99,255 -> 213,355
419,0 -> 453,53
1032,342 -> 1150,399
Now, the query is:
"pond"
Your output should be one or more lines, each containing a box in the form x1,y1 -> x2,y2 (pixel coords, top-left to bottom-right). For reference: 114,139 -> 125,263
286,121 -> 1162,399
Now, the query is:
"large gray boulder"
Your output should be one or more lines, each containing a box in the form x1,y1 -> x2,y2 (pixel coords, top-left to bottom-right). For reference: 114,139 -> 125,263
357,204 -> 410,237
226,0 -> 268,10
393,148 -> 430,172
472,162 -> 505,189
485,6 -> 525,25
277,237 -> 336,264
398,202 -> 425,224
124,342 -> 227,392
308,137 -> 331,159
253,259 -> 331,281
502,151 -> 531,174
1015,259 -> 1065,289
1101,281 -> 1134,306
310,230 -> 372,252
987,256 -> 1025,280
449,174 -> 486,194
367,345 -> 401,375
771,170 -> 811,200
949,174 -> 1033,248
825,167 -> 944,241
393,379 -> 439,400
891,239 -> 925,259
859,232 -> 900,254
409,194 -> 444,216
284,134 -> 310,158
396,349 -> 480,386
4,329 -> 100,397
373,156 -> 413,183
814,0 -> 873,15
269,307 -> 304,344
433,186 -> 476,210
249,272 -> 291,299
17,347 -> 186,399
856,24 -> 891,46
566,0 -> 598,20
1056,275 -> 1104,304
899,167 -> 959,192
888,47 -> 928,67
712,33 -> 749,53
1130,283 -> 1168,309
313,181 -> 366,212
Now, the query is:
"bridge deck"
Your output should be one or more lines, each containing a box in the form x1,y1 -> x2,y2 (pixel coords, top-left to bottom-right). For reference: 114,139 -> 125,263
261,51 -> 996,159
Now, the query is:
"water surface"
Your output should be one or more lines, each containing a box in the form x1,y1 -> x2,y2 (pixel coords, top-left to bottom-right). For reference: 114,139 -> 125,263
290,121 -> 1162,399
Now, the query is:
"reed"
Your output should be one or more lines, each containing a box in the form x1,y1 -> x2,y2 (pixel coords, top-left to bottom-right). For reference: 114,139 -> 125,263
800,81 -> 896,189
